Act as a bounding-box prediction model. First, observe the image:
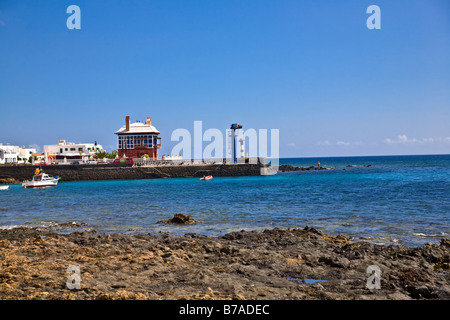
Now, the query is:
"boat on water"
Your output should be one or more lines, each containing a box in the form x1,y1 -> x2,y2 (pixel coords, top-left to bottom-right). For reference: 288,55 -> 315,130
200,175 -> 213,181
0,186 -> 9,190
22,169 -> 60,189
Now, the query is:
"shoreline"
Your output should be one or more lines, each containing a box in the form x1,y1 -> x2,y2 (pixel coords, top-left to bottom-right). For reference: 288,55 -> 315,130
0,226 -> 448,300
0,219 -> 444,248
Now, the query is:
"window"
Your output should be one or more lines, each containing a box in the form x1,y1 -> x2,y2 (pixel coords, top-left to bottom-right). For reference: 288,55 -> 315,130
128,136 -> 133,149
70,148 -> 76,151
149,135 -> 154,148
78,148 -> 83,152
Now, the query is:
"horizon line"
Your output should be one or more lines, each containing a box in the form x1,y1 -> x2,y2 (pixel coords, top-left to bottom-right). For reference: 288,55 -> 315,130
276,153 -> 450,159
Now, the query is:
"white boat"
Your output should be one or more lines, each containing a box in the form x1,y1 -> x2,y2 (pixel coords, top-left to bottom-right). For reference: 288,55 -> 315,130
22,170 -> 60,189
0,186 -> 9,190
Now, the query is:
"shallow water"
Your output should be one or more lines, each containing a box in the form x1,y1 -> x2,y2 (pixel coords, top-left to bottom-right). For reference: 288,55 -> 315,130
287,278 -> 327,285
0,154 -> 449,246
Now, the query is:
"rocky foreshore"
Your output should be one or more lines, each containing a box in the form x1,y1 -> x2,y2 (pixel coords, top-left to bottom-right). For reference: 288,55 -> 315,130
0,226 -> 449,300
278,164 -> 325,172
278,164 -> 372,172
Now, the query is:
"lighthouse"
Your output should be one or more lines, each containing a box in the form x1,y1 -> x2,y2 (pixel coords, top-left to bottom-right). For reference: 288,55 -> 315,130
229,123 -> 242,164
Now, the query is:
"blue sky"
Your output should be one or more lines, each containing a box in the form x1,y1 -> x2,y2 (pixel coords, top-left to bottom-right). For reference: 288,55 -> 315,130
0,0 -> 449,157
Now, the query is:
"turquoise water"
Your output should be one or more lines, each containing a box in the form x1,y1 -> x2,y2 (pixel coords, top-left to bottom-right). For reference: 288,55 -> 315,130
0,154 -> 449,246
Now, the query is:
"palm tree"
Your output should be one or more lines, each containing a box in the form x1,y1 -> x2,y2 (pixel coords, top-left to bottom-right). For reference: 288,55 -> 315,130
95,150 -> 107,159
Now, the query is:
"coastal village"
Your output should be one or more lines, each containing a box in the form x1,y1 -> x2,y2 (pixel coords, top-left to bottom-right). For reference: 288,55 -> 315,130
0,116 -> 250,166
0,116 -> 270,187
0,116 -> 165,166
0,115 -> 265,170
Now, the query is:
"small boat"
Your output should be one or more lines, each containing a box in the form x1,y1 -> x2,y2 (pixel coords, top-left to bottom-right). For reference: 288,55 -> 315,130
0,186 -> 9,190
200,175 -> 213,181
22,169 -> 60,189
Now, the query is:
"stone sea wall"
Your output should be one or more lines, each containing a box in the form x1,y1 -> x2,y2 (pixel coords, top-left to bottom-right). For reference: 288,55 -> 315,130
0,163 -> 264,184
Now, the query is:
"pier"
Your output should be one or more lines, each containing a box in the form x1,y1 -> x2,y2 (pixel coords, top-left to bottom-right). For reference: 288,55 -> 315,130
0,162 -> 267,184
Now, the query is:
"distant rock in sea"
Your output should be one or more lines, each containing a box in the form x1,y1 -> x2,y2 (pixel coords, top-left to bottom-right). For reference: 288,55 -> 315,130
157,213 -> 198,225
278,164 -> 326,172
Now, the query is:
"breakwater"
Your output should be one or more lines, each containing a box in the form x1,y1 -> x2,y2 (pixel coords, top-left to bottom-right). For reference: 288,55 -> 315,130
0,163 -> 265,184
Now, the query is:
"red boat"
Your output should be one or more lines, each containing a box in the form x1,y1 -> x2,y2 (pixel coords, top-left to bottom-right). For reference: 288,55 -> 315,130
200,175 -> 213,181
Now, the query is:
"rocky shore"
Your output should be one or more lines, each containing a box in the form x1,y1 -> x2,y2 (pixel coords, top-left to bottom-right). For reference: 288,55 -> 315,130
278,164 -> 372,172
278,164 -> 325,172
0,226 -> 449,300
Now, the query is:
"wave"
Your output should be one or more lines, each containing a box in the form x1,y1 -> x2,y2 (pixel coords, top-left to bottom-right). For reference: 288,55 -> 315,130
413,232 -> 448,238
0,221 -> 90,232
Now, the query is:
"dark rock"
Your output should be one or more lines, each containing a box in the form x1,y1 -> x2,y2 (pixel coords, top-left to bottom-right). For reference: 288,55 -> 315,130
410,286 -> 439,299
157,213 -> 198,225
418,246 -> 444,263
318,256 -> 350,269
278,165 -> 329,172
56,221 -> 88,228
0,227 -> 56,241
440,238 -> 450,249
278,164 -> 296,172
303,226 -> 324,236
0,177 -> 20,184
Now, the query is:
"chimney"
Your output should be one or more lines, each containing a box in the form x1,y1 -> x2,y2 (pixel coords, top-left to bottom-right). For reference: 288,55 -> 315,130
125,116 -> 130,131
146,117 -> 151,126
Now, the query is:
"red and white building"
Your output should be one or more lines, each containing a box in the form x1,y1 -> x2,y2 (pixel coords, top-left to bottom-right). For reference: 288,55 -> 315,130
115,116 -> 161,159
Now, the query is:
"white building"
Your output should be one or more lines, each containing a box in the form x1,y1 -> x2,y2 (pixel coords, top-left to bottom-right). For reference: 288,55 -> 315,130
43,140 -> 104,163
19,146 -> 36,158
0,144 -> 18,164
0,144 -> 36,164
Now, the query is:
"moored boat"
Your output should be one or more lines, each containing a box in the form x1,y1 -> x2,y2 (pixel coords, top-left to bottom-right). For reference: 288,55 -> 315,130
0,186 -> 9,190
22,169 -> 60,189
200,175 -> 213,181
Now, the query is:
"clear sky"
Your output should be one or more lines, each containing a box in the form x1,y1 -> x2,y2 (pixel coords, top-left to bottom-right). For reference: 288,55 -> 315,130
1,0 -> 449,157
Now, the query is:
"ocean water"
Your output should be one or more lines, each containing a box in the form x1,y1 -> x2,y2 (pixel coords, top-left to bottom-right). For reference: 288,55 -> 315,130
0,154 -> 449,246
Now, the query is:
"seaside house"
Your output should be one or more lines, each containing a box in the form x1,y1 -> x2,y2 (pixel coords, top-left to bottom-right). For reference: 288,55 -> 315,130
43,140 -> 104,163
0,144 -> 36,164
115,116 -> 161,159
17,146 -> 36,163
0,144 -> 18,164
31,152 -> 46,165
